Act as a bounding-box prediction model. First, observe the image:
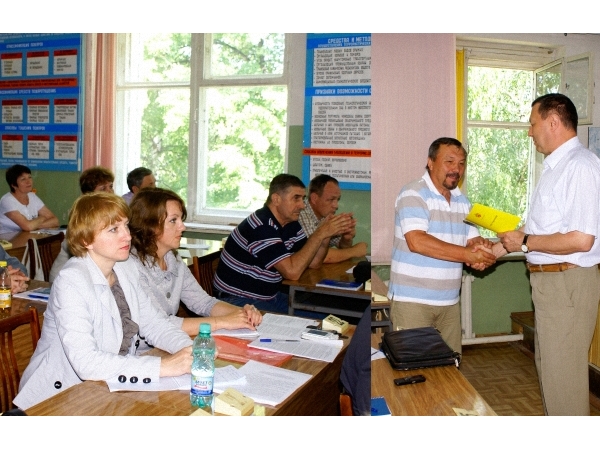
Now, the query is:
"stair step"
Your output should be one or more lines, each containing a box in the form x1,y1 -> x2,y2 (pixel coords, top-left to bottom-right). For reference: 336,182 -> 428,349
510,311 -> 535,354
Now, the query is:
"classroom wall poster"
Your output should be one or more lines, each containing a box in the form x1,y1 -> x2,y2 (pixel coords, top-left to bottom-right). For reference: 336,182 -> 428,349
303,33 -> 371,191
0,33 -> 83,172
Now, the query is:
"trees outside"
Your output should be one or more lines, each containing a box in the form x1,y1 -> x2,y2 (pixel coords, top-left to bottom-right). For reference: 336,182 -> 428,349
466,66 -> 533,236
124,33 -> 286,215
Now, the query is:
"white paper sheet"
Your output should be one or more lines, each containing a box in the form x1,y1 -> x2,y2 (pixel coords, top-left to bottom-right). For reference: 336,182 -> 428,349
248,338 -> 343,363
106,365 -> 246,392
212,328 -> 259,340
255,313 -> 318,340
213,360 -> 312,406
106,360 -> 311,408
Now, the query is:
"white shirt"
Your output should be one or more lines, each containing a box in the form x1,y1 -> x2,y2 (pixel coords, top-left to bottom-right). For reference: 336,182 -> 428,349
524,137 -> 600,266
0,191 -> 45,231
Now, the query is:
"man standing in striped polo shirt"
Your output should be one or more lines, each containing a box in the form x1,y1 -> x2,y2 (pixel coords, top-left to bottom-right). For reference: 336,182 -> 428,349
387,137 -> 496,355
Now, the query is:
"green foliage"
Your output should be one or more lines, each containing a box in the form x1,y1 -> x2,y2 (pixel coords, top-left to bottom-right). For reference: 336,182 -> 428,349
467,66 -> 533,237
136,33 -> 286,213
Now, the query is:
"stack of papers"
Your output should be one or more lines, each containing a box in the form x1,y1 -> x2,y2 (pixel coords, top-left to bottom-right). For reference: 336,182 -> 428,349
212,328 -> 259,340
251,313 -> 344,363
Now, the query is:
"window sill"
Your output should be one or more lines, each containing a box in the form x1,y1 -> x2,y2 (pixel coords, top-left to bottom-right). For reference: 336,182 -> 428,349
184,222 -> 235,235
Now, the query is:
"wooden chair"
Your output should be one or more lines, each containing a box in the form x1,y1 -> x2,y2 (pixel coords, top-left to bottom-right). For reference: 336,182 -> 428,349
0,307 -> 41,413
190,250 -> 222,296
27,232 -> 65,282
339,392 -> 353,416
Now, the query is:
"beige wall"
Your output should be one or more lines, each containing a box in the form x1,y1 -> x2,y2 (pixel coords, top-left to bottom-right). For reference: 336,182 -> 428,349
371,34 -> 456,263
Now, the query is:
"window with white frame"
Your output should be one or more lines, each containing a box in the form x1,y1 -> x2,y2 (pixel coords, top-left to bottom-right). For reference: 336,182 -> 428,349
116,33 -> 288,225
459,40 -> 593,237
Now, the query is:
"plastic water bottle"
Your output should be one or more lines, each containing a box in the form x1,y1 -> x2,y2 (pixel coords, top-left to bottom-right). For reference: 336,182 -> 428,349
0,261 -> 12,315
190,322 -> 215,412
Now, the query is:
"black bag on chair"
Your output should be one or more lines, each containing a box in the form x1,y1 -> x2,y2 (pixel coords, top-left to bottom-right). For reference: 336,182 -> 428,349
380,326 -> 461,370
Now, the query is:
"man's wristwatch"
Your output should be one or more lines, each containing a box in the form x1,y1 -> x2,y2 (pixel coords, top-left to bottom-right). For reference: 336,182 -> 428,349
521,234 -> 530,253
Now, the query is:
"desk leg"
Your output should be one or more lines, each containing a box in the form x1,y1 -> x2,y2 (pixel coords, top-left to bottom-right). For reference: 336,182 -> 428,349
288,286 -> 296,316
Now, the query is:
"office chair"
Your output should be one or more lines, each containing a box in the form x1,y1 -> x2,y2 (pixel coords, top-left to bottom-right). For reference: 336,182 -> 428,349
27,232 -> 65,282
190,250 -> 222,297
0,307 -> 41,413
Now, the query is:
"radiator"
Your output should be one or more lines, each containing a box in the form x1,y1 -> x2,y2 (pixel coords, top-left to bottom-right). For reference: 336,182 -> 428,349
460,274 -> 523,345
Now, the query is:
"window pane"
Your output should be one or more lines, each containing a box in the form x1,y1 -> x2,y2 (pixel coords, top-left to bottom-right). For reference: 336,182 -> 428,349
122,88 -> 190,200
466,127 -> 529,236
565,56 -> 589,121
124,33 -> 191,83
201,85 -> 287,211
209,33 -> 285,77
535,62 -> 561,98
468,67 -> 532,122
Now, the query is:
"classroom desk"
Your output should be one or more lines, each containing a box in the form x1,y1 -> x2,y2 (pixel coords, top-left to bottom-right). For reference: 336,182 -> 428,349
2,230 -> 63,262
284,258 -> 370,322
371,332 -> 496,416
4,280 -> 49,313
23,317 -> 354,416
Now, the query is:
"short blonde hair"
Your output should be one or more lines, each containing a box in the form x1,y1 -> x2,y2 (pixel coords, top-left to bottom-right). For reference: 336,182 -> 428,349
67,192 -> 130,257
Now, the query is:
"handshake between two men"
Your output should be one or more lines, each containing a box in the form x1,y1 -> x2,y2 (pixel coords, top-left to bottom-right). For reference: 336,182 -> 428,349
466,236 -> 515,271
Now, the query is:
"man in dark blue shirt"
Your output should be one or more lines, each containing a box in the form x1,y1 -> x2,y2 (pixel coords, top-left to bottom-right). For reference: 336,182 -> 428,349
213,174 -> 353,314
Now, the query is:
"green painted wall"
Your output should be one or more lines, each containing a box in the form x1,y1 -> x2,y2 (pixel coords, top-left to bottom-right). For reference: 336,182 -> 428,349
372,261 -> 533,336
0,169 -> 80,227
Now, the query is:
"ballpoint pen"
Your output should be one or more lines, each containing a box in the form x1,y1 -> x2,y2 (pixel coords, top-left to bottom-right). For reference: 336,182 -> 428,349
29,294 -> 49,300
259,339 -> 300,342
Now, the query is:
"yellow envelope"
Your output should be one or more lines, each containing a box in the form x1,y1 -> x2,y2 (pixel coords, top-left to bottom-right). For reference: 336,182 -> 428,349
464,203 -> 521,234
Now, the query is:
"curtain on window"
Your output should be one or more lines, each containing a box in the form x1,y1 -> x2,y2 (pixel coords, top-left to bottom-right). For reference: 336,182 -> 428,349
83,33 -> 115,170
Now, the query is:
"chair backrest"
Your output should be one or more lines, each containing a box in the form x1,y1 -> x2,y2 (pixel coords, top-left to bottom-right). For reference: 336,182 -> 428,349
190,250 -> 221,296
0,307 -> 41,413
27,232 -> 65,282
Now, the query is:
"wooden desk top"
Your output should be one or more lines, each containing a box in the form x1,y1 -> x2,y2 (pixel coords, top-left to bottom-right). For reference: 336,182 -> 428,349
369,270 -> 390,307
283,258 -> 363,289
371,333 -> 496,416
3,230 -> 63,261
4,280 -> 50,317
24,321 -> 354,416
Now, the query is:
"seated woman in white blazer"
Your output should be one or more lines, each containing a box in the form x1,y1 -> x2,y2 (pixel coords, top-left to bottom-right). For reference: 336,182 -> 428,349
14,192 -> 193,411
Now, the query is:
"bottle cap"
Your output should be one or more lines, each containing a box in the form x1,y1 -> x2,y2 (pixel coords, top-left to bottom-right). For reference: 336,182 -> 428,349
199,323 -> 211,335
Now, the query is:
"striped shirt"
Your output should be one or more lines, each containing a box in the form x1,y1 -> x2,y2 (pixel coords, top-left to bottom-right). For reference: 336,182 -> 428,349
298,200 -> 341,248
388,171 -> 479,306
213,206 -> 307,301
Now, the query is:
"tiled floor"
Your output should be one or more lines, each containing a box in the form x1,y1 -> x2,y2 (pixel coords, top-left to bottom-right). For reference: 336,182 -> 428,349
460,342 -> 600,416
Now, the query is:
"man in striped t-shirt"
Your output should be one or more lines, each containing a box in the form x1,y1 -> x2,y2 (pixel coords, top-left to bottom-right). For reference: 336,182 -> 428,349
387,137 -> 496,354
213,174 -> 354,315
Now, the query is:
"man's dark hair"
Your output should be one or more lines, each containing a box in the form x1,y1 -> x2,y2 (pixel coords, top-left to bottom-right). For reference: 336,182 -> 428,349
266,174 -> 305,205
532,93 -> 578,131
426,137 -> 467,170
5,164 -> 31,193
308,174 -> 338,196
79,166 -> 114,194
126,167 -> 153,191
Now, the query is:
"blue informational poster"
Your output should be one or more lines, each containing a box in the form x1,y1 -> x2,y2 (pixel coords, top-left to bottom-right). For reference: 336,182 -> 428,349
303,33 -> 371,191
0,33 -> 84,172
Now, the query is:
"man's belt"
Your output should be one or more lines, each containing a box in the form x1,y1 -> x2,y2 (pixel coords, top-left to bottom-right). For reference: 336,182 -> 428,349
526,262 -> 579,273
